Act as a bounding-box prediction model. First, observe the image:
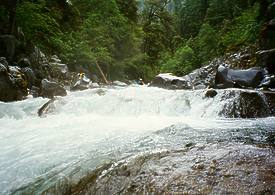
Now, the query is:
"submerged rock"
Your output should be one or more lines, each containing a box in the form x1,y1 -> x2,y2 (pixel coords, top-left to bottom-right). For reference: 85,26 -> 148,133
37,97 -> 66,117
38,99 -> 56,117
204,89 -> 218,98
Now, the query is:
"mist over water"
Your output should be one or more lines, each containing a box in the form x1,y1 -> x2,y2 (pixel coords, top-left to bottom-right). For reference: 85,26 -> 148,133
0,86 -> 274,194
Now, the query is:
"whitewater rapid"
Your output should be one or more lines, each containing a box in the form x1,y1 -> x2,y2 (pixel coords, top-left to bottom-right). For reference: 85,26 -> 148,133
0,86 -> 274,194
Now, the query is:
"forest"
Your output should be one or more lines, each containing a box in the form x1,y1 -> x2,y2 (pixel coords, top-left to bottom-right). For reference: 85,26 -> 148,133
0,0 -> 271,81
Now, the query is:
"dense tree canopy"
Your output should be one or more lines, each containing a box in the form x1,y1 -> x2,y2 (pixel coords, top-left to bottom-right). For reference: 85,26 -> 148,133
0,0 -> 264,80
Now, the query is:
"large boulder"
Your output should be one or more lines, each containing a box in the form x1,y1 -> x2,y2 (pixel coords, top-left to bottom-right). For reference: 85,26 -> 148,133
150,58 -> 219,90
149,73 -> 192,90
219,89 -> 275,118
215,66 -> 265,89
40,79 -> 67,98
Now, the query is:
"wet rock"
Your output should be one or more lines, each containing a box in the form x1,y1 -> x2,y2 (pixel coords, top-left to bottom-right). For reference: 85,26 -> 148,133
215,66 -> 265,89
40,79 -> 67,98
0,63 -> 28,102
259,75 -> 275,90
204,89 -> 218,98
70,78 -> 90,91
112,80 -> 127,87
219,89 -> 275,118
67,143 -> 275,194
70,73 -> 97,91
70,80 -> 89,91
150,58 -> 220,90
38,99 -> 56,117
149,73 -> 192,90
37,97 -> 66,117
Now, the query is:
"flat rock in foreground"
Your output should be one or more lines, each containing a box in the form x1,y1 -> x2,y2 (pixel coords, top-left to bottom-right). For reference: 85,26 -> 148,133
69,143 -> 274,194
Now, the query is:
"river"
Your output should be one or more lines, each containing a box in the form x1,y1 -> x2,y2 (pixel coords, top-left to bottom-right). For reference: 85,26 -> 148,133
0,86 -> 274,194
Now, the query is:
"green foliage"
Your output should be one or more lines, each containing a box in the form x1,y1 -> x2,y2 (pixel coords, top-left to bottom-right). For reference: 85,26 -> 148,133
11,0 -> 263,81
194,23 -> 220,63
206,0 -> 251,26
220,4 -> 260,50
142,0 -> 178,68
16,1 -> 62,51
176,0 -> 208,38
160,45 -> 199,76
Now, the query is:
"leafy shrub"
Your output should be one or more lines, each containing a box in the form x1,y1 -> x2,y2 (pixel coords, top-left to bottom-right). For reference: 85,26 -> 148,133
220,3 -> 260,50
161,45 -> 199,76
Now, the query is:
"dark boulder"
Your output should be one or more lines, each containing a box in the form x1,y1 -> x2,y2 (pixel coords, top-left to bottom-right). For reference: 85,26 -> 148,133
40,79 -> 67,98
219,89 -> 275,118
37,99 -> 56,117
215,66 -> 265,89
37,97 -> 66,117
0,63 -> 28,102
17,58 -> 31,68
258,75 -> 275,90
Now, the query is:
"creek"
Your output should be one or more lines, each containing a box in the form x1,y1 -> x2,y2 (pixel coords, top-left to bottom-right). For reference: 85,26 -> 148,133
0,86 -> 274,194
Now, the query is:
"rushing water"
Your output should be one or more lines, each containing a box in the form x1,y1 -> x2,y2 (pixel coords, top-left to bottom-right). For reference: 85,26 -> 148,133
0,86 -> 274,194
